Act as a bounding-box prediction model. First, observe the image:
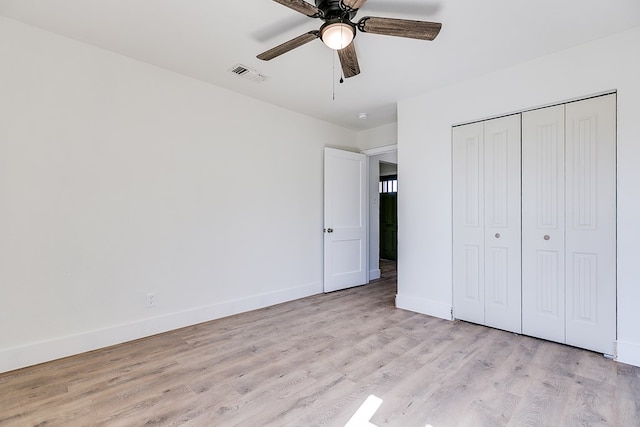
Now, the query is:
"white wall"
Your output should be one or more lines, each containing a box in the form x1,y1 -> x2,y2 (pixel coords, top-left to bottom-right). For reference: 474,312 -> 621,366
357,122 -> 397,151
0,17 -> 358,373
397,26 -> 640,367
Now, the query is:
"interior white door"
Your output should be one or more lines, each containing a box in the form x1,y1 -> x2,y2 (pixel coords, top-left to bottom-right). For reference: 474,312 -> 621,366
522,104 -> 566,344
324,147 -> 368,292
453,122 -> 485,325
484,114 -> 522,333
564,94 -> 616,354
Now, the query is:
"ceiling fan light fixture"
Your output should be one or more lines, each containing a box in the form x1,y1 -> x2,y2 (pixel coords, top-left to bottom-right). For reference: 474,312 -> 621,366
321,22 -> 355,50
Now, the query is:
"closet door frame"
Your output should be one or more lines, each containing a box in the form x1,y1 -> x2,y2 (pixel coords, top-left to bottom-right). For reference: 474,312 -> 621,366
453,93 -> 616,355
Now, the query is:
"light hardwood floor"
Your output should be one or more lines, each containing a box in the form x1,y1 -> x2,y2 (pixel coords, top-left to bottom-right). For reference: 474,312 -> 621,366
1,261 -> 639,426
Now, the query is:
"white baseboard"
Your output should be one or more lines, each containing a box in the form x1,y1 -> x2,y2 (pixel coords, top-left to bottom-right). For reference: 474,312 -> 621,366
616,340 -> 640,367
369,269 -> 381,281
395,293 -> 452,321
0,282 -> 321,374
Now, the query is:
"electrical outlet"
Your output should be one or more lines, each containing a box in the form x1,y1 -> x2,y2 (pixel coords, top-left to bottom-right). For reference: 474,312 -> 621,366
146,292 -> 156,308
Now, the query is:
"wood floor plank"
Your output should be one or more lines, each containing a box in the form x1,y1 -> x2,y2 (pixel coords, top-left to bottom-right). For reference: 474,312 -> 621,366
1,260 -> 639,426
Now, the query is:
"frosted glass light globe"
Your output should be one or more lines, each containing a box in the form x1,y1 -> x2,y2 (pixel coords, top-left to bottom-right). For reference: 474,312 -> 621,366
321,23 -> 355,50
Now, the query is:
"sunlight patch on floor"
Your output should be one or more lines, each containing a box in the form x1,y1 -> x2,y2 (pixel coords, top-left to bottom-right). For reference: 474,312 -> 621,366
344,394 -> 436,427
344,395 -> 383,427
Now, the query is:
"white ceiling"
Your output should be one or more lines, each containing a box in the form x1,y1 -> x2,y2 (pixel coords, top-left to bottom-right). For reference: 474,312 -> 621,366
1,0 -> 639,130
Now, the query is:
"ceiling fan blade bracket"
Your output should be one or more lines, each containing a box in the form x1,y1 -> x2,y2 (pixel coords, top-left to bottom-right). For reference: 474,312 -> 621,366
356,16 -> 369,33
273,0 -> 324,18
340,0 -> 368,12
338,0 -> 355,14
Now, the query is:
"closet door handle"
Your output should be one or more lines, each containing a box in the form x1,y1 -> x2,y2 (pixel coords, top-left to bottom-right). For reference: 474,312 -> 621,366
495,233 -> 501,239
544,234 -> 550,241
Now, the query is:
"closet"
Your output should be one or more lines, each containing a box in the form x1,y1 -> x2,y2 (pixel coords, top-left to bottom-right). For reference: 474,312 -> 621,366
453,94 -> 616,355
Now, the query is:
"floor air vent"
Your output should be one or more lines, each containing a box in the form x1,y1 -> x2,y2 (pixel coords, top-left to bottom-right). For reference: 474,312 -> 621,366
229,64 -> 267,83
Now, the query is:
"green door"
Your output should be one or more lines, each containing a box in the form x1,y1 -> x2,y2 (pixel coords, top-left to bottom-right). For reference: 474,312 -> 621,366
380,191 -> 398,260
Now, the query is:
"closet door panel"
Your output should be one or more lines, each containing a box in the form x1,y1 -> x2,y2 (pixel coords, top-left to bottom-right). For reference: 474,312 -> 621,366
484,114 -> 522,333
522,105 -> 566,344
453,122 -> 485,324
565,94 -> 616,354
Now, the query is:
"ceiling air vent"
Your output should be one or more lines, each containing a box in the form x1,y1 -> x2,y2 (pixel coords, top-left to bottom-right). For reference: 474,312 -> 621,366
229,64 -> 267,83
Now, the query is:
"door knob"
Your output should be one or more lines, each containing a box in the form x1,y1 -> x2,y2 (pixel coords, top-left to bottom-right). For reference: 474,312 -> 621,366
495,233 -> 501,239
544,234 -> 550,240
327,228 -> 334,233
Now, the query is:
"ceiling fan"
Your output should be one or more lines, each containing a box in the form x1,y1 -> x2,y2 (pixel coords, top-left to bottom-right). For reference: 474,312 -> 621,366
257,0 -> 442,78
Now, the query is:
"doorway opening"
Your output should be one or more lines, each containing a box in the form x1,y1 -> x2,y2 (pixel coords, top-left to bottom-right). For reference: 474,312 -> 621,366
379,173 -> 397,261
366,148 -> 398,285
378,166 -> 397,287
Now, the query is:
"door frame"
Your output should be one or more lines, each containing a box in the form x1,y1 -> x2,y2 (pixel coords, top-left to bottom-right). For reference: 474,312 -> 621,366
362,145 -> 398,282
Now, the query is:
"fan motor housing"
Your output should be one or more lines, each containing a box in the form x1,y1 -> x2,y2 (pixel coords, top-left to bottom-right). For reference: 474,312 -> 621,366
315,0 -> 357,21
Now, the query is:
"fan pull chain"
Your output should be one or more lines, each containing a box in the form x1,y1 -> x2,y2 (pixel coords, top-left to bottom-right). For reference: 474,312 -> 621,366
338,25 -> 345,85
332,52 -> 345,101
332,53 -> 336,101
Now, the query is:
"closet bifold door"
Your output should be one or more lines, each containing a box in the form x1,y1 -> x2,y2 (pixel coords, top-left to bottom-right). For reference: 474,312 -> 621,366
564,94 -> 616,355
484,115 -> 521,333
453,122 -> 485,325
453,115 -> 521,333
522,104 -> 566,344
522,95 -> 616,354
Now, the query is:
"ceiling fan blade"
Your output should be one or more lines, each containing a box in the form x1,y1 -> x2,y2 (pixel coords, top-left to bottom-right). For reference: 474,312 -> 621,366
341,0 -> 368,10
257,31 -> 320,61
337,42 -> 360,78
358,16 -> 442,41
273,0 -> 323,18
